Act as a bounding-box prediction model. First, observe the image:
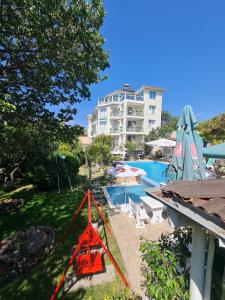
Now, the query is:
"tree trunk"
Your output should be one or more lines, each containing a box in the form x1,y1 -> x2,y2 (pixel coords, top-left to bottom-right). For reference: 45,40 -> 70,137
10,166 -> 19,183
87,159 -> 92,180
8,155 -> 27,184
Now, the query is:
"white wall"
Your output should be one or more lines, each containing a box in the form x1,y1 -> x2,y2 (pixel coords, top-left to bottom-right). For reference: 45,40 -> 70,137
88,85 -> 163,149
143,88 -> 162,135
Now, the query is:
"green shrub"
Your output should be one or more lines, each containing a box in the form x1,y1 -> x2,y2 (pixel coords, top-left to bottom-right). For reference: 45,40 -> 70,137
48,150 -> 81,187
26,149 -> 82,189
112,154 -> 123,161
140,227 -> 191,300
87,138 -> 112,165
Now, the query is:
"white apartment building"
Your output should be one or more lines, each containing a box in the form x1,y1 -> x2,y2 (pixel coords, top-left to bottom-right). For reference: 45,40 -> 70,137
87,84 -> 164,152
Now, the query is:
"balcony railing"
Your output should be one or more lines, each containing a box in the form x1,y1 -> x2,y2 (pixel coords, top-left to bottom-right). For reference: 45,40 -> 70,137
110,111 -> 122,117
126,127 -> 143,133
135,95 -> 144,101
110,128 -> 121,134
98,94 -> 144,105
127,111 -> 144,117
98,115 -> 107,120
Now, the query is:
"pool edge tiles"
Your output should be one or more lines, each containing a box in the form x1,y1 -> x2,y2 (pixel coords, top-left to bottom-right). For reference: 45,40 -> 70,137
103,186 -> 116,209
140,175 -> 160,187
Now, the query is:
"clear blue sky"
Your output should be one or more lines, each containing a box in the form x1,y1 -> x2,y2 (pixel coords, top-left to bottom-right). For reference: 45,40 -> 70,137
75,0 -> 225,127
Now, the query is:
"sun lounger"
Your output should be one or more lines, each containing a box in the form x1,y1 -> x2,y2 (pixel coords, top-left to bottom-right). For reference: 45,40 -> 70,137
128,197 -> 150,228
140,196 -> 165,224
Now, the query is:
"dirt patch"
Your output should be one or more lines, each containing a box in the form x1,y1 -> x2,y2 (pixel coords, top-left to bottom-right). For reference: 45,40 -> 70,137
0,198 -> 26,215
0,226 -> 55,282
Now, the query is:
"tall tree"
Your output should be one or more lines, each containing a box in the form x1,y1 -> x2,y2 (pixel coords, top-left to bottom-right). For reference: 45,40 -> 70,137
87,135 -> 113,166
161,110 -> 179,130
0,0 -> 109,125
0,0 -> 109,185
145,111 -> 178,142
86,135 -> 112,178
198,112 -> 225,144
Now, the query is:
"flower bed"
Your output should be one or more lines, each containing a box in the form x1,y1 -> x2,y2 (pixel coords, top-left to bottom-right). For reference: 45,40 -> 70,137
0,226 -> 55,282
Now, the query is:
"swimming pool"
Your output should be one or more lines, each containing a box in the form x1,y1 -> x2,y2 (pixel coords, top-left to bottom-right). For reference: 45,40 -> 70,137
104,184 -> 146,207
104,161 -> 167,207
125,161 -> 167,183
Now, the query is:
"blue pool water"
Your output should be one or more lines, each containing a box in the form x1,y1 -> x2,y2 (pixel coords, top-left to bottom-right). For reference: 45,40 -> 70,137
125,161 -> 167,183
105,185 -> 146,206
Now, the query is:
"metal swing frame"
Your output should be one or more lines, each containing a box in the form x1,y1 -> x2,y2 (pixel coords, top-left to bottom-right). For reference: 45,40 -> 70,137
50,190 -> 129,300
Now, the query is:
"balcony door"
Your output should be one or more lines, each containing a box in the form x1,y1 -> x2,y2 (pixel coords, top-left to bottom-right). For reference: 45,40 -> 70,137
127,120 -> 136,128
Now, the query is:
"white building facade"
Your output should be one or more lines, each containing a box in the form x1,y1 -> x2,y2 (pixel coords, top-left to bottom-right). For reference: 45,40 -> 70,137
87,84 -> 164,152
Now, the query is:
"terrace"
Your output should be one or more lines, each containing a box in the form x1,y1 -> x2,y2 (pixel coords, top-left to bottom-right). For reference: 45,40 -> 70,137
98,93 -> 144,105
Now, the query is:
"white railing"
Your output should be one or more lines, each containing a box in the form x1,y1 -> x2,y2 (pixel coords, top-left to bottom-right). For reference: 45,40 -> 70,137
126,127 -> 143,133
125,94 -> 144,101
110,128 -> 120,134
98,94 -> 144,104
110,111 -> 122,117
98,115 -> 107,120
127,111 -> 144,117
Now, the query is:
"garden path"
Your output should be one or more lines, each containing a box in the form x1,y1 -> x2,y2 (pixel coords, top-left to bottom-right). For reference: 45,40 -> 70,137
109,212 -> 172,299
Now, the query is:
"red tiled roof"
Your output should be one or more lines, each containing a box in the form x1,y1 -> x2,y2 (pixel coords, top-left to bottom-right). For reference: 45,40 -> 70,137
147,179 -> 225,229
79,136 -> 90,145
162,179 -> 225,199
154,179 -> 225,226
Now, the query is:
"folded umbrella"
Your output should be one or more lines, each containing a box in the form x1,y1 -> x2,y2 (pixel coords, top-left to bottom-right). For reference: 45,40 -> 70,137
167,105 -> 205,181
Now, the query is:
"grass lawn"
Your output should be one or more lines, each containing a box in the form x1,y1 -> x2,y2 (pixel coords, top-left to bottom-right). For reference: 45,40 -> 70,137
0,174 -> 131,300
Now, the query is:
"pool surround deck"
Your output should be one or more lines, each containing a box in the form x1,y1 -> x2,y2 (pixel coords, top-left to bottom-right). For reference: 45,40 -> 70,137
109,211 -> 172,299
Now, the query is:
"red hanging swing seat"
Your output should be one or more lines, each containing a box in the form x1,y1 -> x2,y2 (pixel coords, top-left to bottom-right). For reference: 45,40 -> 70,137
76,251 -> 103,276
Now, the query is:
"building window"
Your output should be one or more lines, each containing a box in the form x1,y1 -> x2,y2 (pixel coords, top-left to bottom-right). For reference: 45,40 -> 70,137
99,120 -> 107,126
99,120 -> 107,133
149,120 -> 156,129
127,120 -> 136,127
125,94 -> 135,100
149,105 -> 156,114
149,90 -> 156,99
112,94 -> 119,102
99,107 -> 107,119
119,93 -> 125,101
127,135 -> 136,142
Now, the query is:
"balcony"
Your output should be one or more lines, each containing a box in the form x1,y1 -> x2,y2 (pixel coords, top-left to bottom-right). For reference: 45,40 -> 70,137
127,111 -> 144,117
98,93 -> 144,105
98,115 -> 107,120
126,127 -> 144,133
110,111 -> 122,118
110,128 -> 121,134
98,95 -> 121,104
125,94 -> 143,102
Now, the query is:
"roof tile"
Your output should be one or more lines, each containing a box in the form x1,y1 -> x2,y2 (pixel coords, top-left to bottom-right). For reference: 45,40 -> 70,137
161,179 -> 225,225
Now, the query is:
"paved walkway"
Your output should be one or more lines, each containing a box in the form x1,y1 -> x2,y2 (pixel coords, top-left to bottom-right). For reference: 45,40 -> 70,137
109,211 -> 172,299
67,265 -> 115,293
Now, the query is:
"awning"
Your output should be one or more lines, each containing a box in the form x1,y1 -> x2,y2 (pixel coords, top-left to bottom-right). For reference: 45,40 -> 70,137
203,143 -> 225,159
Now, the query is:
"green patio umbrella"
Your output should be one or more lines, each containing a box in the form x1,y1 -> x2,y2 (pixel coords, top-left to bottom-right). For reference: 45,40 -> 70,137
167,105 -> 205,181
